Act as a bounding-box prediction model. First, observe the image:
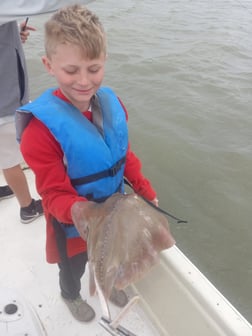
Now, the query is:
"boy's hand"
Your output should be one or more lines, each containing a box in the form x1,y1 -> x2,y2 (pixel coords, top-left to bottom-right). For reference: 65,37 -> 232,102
71,200 -> 99,241
151,197 -> 159,207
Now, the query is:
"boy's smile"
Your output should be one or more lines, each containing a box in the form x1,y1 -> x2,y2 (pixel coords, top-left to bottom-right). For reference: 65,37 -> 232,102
42,43 -> 106,111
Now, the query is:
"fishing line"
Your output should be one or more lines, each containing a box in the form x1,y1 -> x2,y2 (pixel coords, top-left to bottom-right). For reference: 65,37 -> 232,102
124,178 -> 188,224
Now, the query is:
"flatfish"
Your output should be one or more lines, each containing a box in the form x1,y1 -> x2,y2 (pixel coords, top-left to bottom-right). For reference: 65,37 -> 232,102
72,192 -> 175,301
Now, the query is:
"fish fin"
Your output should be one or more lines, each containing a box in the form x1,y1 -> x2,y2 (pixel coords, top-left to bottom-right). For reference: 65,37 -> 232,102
95,274 -> 111,319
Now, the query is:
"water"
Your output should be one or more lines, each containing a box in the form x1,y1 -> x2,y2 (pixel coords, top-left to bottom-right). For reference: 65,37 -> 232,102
24,0 -> 252,322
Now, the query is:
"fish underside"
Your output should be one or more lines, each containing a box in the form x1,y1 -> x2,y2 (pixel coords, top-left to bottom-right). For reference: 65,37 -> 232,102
74,192 -> 175,318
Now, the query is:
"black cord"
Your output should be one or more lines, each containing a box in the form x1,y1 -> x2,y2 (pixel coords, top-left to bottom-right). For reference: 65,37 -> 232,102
124,178 -> 188,224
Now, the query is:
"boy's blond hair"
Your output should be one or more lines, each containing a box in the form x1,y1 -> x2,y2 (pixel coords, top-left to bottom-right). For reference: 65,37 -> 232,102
44,4 -> 106,59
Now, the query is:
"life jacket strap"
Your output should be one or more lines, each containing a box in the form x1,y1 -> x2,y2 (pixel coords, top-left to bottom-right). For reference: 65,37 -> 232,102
85,181 -> 123,203
71,156 -> 126,186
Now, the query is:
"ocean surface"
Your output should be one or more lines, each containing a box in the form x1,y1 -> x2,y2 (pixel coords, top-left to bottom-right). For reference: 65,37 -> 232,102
24,0 -> 252,323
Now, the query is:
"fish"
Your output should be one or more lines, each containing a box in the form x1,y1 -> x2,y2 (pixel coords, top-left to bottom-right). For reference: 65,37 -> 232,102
72,192 -> 175,303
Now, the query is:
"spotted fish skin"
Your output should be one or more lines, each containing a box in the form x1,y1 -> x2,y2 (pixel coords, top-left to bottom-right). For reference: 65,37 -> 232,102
72,193 -> 175,300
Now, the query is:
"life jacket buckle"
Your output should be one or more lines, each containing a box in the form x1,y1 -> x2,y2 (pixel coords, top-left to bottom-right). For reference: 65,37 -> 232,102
109,166 -> 118,177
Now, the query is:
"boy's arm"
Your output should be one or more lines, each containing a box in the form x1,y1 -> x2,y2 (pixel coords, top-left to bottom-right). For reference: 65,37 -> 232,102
118,97 -> 157,203
124,143 -> 157,202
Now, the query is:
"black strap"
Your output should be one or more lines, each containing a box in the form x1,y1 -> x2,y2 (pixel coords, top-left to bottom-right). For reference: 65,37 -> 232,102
124,178 -> 188,224
71,156 -> 126,186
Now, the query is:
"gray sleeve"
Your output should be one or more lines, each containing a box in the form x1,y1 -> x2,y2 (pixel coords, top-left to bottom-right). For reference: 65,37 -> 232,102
0,22 -> 29,117
0,0 -> 95,24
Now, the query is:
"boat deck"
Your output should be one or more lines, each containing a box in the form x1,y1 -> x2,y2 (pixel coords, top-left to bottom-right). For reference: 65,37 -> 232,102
0,168 -> 160,336
1,168 -> 252,336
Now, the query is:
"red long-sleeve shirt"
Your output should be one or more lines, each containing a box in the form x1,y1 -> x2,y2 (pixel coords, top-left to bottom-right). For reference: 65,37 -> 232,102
20,89 -> 156,263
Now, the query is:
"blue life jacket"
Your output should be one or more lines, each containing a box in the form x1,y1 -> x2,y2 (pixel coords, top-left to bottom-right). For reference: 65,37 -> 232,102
18,86 -> 128,238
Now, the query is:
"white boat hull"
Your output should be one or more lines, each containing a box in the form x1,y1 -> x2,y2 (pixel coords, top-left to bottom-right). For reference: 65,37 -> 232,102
134,247 -> 252,336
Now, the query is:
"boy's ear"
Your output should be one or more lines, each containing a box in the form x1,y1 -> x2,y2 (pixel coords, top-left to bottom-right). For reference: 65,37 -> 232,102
42,55 -> 54,75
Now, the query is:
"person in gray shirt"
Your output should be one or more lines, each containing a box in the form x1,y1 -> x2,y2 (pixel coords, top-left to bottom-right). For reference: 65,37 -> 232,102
0,20 -> 43,223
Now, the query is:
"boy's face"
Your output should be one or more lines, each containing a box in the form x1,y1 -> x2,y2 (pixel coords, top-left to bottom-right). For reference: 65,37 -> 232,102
42,43 -> 106,111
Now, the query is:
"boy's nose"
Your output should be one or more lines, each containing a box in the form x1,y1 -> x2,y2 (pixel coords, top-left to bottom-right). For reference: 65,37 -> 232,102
77,78 -> 88,86
77,72 -> 89,86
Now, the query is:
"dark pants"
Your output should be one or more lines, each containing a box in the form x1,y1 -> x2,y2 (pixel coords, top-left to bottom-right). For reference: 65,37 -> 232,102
52,218 -> 88,300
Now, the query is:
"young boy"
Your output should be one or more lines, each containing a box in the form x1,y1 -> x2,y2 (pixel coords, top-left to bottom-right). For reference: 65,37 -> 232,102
16,5 -> 158,323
